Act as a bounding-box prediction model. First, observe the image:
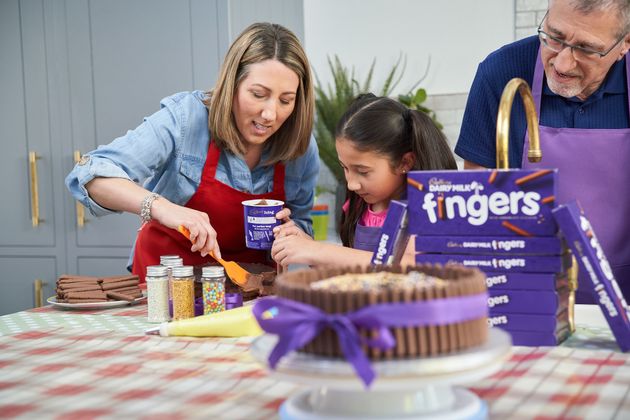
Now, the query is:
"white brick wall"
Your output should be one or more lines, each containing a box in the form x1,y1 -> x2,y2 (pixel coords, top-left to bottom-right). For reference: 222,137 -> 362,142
426,0 -> 547,167
517,0 -> 548,11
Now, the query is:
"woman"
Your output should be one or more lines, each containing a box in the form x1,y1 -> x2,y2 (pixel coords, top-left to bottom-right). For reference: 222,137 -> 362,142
66,22 -> 319,280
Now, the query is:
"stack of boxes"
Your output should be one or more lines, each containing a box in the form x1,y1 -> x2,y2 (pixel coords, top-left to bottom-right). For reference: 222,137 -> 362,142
413,235 -> 571,345
404,169 -> 573,346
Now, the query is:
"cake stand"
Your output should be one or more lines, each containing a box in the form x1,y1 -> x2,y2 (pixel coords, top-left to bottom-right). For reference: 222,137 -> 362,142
250,329 -> 511,420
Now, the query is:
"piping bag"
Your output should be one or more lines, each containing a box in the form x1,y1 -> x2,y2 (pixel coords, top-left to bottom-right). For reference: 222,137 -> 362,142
145,305 -> 263,337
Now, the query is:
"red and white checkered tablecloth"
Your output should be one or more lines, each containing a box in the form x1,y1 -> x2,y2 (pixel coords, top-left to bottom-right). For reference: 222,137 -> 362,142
0,303 -> 629,419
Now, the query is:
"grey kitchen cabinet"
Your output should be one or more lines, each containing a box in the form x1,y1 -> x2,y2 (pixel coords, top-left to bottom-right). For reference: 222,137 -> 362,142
0,257 -> 57,315
0,0 -> 304,315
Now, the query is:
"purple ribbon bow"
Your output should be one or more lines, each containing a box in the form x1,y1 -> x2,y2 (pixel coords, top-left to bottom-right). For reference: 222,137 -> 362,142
253,293 -> 488,387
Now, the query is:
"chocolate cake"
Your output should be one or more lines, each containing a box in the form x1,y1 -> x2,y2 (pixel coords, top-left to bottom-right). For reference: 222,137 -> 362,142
276,265 -> 488,359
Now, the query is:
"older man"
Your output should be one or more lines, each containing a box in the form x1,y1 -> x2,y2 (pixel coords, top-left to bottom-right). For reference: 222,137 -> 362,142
455,0 -> 630,303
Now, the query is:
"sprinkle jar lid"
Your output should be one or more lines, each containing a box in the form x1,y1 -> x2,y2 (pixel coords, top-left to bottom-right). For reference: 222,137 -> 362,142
171,265 -> 194,277
202,266 -> 225,278
162,257 -> 183,268
146,265 -> 168,277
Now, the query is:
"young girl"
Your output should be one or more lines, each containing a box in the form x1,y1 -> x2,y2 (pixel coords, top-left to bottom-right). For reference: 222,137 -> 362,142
271,93 -> 456,267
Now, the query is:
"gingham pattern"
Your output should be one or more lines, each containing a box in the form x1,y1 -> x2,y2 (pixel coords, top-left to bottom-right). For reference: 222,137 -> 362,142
0,305 -> 150,336
470,346 -> 630,419
0,328 -> 293,419
0,304 -> 628,419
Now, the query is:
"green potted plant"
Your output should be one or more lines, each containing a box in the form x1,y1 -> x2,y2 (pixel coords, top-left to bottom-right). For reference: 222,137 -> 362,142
397,57 -> 442,129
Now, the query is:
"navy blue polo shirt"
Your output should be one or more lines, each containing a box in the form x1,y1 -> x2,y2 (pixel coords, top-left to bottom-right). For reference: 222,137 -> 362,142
455,36 -> 629,168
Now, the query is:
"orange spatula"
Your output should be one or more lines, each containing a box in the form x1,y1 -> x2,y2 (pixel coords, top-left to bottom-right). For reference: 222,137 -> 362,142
177,225 -> 250,286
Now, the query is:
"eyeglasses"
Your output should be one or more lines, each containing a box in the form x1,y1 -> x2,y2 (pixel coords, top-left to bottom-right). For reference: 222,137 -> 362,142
537,12 -> 626,61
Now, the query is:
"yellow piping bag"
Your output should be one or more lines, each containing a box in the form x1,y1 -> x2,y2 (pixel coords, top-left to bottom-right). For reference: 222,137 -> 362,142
145,305 -> 262,337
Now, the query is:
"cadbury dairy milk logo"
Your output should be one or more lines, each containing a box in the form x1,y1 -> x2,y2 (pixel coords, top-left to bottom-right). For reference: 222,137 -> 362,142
421,187 -> 541,226
488,315 -> 508,327
457,240 -> 526,250
428,178 -> 482,193
250,208 -> 272,216
459,241 -> 491,249
373,234 -> 390,265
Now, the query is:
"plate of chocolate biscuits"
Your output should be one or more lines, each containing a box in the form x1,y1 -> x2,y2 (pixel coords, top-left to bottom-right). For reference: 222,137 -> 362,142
48,274 -> 146,310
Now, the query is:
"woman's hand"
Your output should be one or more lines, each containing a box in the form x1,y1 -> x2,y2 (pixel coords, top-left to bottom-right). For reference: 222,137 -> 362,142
273,207 -> 310,239
151,198 -> 221,259
84,178 -> 221,258
271,234 -> 319,267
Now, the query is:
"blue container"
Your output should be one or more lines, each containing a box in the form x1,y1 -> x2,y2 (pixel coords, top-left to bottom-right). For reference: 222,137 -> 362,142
242,199 -> 284,249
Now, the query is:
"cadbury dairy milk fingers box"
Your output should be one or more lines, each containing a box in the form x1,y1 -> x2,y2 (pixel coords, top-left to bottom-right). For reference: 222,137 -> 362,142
485,272 -> 569,291
507,327 -> 571,346
415,254 -> 564,273
552,201 -> 630,352
487,289 -> 569,315
415,236 -> 562,255
407,169 -> 558,236
371,200 -> 409,265
488,310 -> 569,332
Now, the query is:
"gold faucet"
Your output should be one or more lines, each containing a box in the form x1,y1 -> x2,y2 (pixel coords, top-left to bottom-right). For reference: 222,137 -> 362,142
495,78 -> 542,169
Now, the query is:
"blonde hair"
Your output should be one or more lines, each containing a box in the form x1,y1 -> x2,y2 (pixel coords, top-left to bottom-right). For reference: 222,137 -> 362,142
205,22 -> 314,164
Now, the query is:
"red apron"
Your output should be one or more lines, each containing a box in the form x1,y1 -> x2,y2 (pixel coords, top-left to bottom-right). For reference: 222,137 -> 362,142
132,141 -> 285,281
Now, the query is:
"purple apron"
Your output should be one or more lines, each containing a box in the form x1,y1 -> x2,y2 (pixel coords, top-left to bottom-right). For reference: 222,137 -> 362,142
523,48 -> 630,303
354,223 -> 382,252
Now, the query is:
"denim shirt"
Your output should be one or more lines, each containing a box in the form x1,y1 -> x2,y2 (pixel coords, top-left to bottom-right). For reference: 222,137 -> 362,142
66,90 -> 319,254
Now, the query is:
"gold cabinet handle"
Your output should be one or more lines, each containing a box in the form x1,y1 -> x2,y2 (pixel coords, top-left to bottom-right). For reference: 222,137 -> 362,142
34,278 -> 47,308
28,151 -> 42,227
495,78 -> 542,169
73,150 -> 86,227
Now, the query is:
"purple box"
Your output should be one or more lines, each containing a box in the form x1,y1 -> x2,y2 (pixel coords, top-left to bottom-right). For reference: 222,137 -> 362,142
487,289 -> 569,315
503,327 -> 571,346
485,272 -> 568,291
488,310 -> 569,332
407,169 -> 558,236
415,253 -> 564,273
553,201 -> 630,352
415,235 -> 562,255
371,200 -> 409,265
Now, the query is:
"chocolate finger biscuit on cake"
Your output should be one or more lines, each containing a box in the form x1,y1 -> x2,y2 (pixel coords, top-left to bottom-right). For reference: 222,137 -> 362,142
275,264 -> 488,360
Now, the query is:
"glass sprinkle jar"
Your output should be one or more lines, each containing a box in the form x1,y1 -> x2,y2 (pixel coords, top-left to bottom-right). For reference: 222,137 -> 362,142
146,265 -> 170,323
171,265 -> 195,320
201,266 -> 226,314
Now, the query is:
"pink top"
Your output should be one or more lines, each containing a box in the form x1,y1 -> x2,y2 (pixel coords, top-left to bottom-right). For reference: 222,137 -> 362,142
342,200 -> 388,227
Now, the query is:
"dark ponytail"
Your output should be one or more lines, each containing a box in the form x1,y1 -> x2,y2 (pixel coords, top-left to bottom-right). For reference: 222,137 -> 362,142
336,94 -> 456,247
408,110 -> 457,170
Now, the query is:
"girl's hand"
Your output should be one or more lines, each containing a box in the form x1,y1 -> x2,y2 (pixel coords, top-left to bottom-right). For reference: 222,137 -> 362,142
273,207 -> 309,239
150,198 -> 221,259
271,234 -> 319,267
